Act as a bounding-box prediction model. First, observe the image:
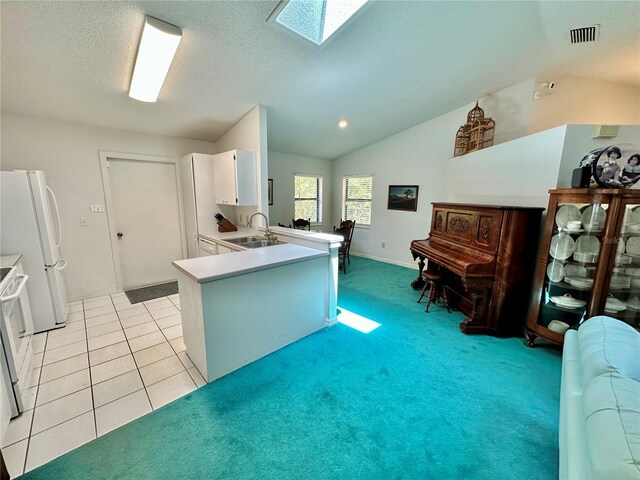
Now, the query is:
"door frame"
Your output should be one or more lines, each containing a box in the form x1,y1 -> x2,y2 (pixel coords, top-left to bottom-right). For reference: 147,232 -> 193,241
99,151 -> 188,292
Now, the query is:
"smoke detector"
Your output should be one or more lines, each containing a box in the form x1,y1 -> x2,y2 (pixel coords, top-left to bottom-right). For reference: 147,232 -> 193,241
569,25 -> 600,44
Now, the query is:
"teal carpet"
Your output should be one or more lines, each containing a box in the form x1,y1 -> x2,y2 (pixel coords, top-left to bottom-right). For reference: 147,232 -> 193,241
22,257 -> 562,479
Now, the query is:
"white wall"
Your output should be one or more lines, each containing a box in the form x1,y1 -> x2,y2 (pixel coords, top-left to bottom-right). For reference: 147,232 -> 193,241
332,79 -> 537,267
443,126 -> 567,208
1,112 -> 217,299
332,75 -> 640,268
529,76 -> 640,134
267,151 -> 333,228
215,105 -> 268,228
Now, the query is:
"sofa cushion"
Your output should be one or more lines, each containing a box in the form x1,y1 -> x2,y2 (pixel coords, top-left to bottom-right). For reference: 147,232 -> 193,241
583,373 -> 640,479
578,316 -> 640,384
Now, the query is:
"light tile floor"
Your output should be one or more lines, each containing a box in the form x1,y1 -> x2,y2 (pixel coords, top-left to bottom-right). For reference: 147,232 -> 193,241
1,292 -> 205,478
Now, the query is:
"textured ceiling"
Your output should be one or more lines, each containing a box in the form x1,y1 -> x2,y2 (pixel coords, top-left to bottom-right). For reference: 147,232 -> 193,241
2,1 -> 639,159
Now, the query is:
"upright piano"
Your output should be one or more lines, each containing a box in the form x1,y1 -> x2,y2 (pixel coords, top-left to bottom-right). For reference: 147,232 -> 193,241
410,203 -> 543,336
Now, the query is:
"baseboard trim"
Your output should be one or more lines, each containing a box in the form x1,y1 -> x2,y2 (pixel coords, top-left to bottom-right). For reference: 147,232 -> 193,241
350,252 -> 419,270
68,288 -> 120,302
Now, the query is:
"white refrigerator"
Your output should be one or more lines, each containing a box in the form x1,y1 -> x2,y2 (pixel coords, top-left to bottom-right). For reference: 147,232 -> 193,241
0,170 -> 69,332
180,153 -> 219,258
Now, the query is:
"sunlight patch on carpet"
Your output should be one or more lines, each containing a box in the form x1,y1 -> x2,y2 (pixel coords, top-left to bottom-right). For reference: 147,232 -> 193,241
337,307 -> 381,333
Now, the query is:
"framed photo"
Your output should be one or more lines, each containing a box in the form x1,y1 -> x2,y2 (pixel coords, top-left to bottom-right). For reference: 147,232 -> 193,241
387,185 -> 419,212
590,144 -> 640,189
268,178 -> 273,205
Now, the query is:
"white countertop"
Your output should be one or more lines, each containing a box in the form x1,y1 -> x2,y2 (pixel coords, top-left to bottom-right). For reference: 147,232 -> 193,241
198,226 -> 343,251
267,226 -> 343,246
172,243 -> 328,283
1,254 -> 23,268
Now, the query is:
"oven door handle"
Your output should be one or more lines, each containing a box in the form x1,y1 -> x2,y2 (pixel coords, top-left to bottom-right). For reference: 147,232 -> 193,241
0,274 -> 29,304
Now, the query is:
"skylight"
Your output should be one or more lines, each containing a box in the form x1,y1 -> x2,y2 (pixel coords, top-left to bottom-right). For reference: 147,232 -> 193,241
270,0 -> 369,45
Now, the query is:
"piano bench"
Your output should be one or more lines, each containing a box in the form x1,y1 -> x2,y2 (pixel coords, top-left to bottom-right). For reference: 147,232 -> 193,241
417,270 -> 451,313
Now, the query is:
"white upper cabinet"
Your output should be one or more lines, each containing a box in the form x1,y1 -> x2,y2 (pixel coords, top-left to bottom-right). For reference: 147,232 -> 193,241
213,150 -> 257,206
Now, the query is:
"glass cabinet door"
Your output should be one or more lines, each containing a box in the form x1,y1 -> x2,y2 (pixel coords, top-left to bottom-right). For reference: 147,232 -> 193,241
535,201 -> 609,337
605,203 -> 640,328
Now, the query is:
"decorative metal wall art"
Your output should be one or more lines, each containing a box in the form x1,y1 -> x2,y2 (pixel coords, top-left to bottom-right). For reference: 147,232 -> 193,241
454,101 -> 495,157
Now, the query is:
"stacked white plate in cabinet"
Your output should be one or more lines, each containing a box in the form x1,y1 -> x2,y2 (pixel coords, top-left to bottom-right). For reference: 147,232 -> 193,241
564,277 -> 594,288
555,205 -> 581,230
610,275 -> 631,289
549,233 -> 575,260
573,234 -> 600,263
546,261 -> 565,282
630,206 -> 640,225
581,205 -> 607,231
626,237 -> 640,258
550,294 -> 586,309
565,264 -> 588,278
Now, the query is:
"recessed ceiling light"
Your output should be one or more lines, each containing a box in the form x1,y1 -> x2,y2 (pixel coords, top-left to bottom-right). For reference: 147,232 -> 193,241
129,16 -> 182,103
338,119 -> 349,128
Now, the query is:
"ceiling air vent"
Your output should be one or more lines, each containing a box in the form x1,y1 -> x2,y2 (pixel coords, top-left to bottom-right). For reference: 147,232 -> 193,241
570,25 -> 599,44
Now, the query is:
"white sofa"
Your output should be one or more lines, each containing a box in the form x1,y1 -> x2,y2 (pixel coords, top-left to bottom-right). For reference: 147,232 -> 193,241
560,316 -> 640,479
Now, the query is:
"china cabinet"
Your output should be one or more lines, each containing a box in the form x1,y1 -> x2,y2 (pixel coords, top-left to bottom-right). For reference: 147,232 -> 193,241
526,188 -> 640,347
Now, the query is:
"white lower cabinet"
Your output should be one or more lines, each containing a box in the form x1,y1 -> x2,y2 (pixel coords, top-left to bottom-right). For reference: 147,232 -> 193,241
217,245 -> 234,255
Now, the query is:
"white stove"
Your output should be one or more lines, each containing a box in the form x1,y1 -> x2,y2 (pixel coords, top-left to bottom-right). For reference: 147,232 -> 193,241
0,259 -> 34,426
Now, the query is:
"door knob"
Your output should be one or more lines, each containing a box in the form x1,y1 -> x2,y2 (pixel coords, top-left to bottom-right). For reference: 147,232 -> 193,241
117,232 -> 123,238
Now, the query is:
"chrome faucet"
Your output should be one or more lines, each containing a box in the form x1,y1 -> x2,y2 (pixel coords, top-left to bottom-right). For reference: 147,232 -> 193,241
249,212 -> 277,240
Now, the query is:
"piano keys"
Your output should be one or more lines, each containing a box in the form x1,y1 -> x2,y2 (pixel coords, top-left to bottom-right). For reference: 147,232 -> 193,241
410,203 -> 544,336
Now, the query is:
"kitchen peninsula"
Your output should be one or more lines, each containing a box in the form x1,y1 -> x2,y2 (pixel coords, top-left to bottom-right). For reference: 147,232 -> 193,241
172,230 -> 340,383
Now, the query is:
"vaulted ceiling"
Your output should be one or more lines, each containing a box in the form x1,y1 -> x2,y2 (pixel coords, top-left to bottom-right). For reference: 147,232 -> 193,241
2,1 -> 639,159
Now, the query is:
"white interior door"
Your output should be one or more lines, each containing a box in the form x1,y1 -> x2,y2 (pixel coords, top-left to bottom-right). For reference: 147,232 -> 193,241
108,158 -> 184,290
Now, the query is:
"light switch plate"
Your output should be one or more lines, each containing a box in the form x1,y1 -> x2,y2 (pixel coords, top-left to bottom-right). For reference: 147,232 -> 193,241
90,205 -> 105,213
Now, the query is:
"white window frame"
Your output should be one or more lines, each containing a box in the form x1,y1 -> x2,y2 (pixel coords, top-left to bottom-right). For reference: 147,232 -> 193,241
342,175 -> 373,228
294,174 -> 323,225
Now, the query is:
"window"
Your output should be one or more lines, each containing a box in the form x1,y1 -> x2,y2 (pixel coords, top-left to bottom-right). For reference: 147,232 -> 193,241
294,175 -> 323,223
342,176 -> 372,226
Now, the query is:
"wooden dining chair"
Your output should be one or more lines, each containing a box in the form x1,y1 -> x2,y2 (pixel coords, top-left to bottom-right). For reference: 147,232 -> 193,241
334,220 -> 355,265
292,218 -> 311,230
334,225 -> 352,274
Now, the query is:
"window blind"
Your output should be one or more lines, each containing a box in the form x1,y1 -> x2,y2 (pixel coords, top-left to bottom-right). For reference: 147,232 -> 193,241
294,175 -> 322,223
343,176 -> 372,225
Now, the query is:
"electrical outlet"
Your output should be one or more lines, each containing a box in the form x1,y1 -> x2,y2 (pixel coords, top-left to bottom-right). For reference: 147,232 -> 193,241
80,217 -> 89,227
381,242 -> 385,248
239,214 -> 243,223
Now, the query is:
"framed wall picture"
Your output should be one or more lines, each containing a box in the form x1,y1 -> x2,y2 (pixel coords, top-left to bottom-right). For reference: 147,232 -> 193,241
268,178 -> 273,205
387,185 -> 419,212
589,144 -> 640,189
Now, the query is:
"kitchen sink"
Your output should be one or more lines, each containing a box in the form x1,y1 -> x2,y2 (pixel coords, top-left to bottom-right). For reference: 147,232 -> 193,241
225,236 -> 263,244
242,240 -> 286,249
223,235 -> 285,249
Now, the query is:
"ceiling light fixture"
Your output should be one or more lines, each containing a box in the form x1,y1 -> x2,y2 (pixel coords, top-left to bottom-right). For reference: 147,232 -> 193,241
338,119 -> 349,128
129,16 -> 182,103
